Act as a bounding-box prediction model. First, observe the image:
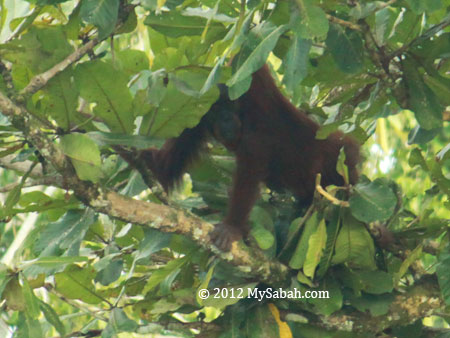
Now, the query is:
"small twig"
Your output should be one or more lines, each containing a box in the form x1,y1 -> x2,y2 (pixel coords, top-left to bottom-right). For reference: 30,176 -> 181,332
326,15 -> 361,31
0,176 -> 64,193
315,174 -> 350,207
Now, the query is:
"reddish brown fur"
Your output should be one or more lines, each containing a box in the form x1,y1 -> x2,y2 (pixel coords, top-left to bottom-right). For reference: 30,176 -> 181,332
140,65 -> 360,249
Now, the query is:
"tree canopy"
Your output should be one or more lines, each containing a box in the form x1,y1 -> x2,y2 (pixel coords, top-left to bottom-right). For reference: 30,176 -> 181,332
0,0 -> 449,337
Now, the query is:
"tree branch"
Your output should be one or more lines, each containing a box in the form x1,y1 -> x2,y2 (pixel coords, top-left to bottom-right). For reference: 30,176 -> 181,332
310,276 -> 443,333
326,15 -> 361,31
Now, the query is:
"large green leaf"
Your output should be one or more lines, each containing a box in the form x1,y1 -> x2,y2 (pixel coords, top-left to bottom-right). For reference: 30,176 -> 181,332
21,277 -> 40,319
308,276 -> 343,316
39,300 -> 66,336
349,178 -> 397,223
332,212 -> 376,270
403,59 -> 443,130
144,10 -> 225,38
326,23 -> 364,74
74,60 -> 134,133
145,69 -> 219,138
80,0 -> 119,39
34,209 -> 95,254
228,21 -> 288,88
282,36 -> 311,94
54,265 -> 103,304
291,0 -> 329,39
60,133 -> 102,183
289,212 -> 319,269
303,219 -> 327,278
349,293 -> 394,316
1,26 -> 74,75
38,69 -> 79,130
359,270 -> 394,294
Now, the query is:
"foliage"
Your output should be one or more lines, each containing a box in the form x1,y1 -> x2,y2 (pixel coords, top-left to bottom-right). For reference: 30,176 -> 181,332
0,0 -> 449,337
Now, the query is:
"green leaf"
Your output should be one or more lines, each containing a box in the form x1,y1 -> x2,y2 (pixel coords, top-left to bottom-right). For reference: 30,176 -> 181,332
95,259 -> 123,286
4,183 -> 22,216
289,212 -> 318,269
326,23 -> 364,74
3,277 -> 25,311
3,159 -> 35,217
1,26 -> 74,75
349,2 -> 381,19
332,212 -> 376,270
349,293 -> 394,316
374,7 -> 395,46
296,271 -> 314,287
39,300 -> 66,337
36,69 -> 79,131
144,10 -> 225,38
244,304 -> 280,338
114,49 -> 150,75
60,133 -> 102,183
200,56 -> 225,95
25,313 -> 43,338
359,270 -> 394,294
143,256 -> 189,293
408,126 -> 442,145
74,60 -> 134,133
135,229 -> 171,261
405,0 -> 443,14
146,69 -> 219,138
408,148 -> 426,167
251,225 -> 275,250
23,256 -> 89,270
303,219 -> 327,278
21,277 -> 41,319
250,206 -> 275,250
316,206 -> 341,278
282,37 -> 311,94
394,244 -> 423,285
349,178 -> 397,223
437,143 -> 450,162
196,261 -> 217,305
308,276 -> 343,315
403,58 -> 443,130
80,0 -> 119,39
436,244 -> 450,305
292,0 -> 329,39
54,265 -> 103,304
228,22 -> 288,88
108,308 -> 139,332
35,209 -> 95,254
